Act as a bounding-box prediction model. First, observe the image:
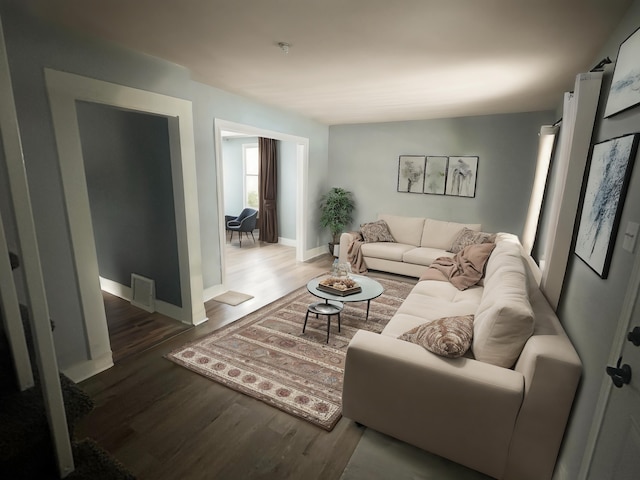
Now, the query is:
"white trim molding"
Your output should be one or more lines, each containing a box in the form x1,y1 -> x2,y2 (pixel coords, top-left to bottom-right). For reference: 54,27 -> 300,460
213,119 -> 310,290
44,69 -> 207,375
100,277 -> 199,325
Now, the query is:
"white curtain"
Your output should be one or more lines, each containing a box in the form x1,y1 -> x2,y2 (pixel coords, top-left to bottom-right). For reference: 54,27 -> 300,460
538,72 -> 603,310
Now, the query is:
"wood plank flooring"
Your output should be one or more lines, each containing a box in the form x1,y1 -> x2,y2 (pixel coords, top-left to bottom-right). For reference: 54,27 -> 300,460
103,291 -> 192,363
77,242 -> 368,480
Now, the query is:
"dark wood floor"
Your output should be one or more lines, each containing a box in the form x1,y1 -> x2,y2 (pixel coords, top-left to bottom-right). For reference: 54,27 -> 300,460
78,242 -> 366,480
103,291 -> 192,363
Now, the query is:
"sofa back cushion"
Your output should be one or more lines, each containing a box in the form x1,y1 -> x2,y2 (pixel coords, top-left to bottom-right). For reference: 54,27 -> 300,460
378,214 -> 425,246
473,239 -> 534,368
420,219 -> 481,249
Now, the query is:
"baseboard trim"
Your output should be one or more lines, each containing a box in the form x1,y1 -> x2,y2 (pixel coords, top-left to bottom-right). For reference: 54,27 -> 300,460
99,277 -> 189,323
304,245 -> 328,261
62,351 -> 114,383
278,237 -> 296,247
100,276 -> 129,299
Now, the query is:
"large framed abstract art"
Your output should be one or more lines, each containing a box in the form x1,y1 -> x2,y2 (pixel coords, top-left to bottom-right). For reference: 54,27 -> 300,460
574,134 -> 639,278
604,27 -> 640,118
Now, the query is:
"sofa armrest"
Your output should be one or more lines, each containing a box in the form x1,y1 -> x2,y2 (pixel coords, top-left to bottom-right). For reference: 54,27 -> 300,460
338,231 -> 358,264
505,334 -> 581,480
342,330 -> 524,478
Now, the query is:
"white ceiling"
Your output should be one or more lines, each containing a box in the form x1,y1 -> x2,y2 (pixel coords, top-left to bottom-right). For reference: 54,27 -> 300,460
24,0 -> 632,125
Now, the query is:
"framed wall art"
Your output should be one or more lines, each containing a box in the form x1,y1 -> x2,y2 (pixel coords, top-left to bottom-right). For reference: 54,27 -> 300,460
445,156 -> 478,197
423,156 -> 448,195
604,27 -> 640,118
397,155 -> 426,193
574,133 -> 639,278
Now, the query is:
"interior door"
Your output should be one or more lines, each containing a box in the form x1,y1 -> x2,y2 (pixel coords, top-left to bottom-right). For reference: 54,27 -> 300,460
587,252 -> 640,479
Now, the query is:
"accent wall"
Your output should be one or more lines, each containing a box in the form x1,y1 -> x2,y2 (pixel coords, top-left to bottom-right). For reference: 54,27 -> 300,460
328,111 -> 555,236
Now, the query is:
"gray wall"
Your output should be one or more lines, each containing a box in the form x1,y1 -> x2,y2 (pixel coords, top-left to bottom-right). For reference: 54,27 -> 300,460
278,140 -> 297,241
328,111 -> 555,236
0,1 -> 329,370
554,1 -> 640,477
77,102 -> 182,307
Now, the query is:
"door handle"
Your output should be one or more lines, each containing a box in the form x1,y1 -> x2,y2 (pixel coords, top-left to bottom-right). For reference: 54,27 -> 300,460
606,357 -> 632,388
628,326 -> 640,346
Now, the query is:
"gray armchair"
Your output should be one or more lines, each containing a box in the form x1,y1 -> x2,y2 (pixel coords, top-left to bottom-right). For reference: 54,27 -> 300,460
225,208 -> 258,247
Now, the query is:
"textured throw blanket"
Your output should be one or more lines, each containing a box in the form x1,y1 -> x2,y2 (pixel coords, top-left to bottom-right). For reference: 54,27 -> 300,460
420,242 -> 496,290
346,232 -> 368,274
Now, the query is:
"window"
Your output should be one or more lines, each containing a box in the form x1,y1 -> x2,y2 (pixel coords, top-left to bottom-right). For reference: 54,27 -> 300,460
522,125 -> 558,257
243,143 -> 259,208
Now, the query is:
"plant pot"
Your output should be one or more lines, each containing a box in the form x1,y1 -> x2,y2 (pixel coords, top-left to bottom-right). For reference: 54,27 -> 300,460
328,242 -> 340,257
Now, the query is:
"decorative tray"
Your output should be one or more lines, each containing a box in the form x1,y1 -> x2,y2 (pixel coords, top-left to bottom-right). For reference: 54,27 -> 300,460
317,277 -> 362,296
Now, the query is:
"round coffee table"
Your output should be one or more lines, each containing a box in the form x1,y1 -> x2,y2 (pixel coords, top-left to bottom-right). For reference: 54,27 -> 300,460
304,275 -> 385,342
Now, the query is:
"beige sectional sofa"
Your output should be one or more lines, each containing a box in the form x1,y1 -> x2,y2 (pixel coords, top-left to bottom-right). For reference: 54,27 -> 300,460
339,216 -> 582,480
338,213 -> 482,277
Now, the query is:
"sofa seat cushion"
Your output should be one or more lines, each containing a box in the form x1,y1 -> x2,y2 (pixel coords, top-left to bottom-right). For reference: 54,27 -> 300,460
421,219 -> 481,249
409,279 -> 484,305
378,214 -> 425,246
402,247 -> 454,266
361,242 -> 415,262
383,281 -> 481,338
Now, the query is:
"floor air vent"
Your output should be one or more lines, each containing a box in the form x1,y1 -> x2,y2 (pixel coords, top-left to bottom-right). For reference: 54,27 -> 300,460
131,273 -> 156,313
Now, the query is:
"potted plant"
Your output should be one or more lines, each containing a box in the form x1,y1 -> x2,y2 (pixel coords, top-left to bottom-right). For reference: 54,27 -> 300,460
319,187 -> 355,256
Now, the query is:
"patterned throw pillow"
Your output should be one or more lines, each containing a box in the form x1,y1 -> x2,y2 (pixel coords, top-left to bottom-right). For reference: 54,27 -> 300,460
360,220 -> 395,243
399,315 -> 474,358
449,227 -> 496,254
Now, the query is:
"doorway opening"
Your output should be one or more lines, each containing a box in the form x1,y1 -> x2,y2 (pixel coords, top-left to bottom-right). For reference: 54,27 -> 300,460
45,69 -> 205,380
75,102 -> 191,363
213,119 -> 309,298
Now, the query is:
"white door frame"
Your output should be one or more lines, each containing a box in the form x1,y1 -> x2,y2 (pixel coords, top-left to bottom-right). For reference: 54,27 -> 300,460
45,69 -> 206,380
213,119 -> 309,296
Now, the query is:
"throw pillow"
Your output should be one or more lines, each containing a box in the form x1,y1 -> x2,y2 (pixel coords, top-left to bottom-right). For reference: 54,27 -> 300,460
399,315 -> 474,358
449,227 -> 496,254
360,220 -> 395,243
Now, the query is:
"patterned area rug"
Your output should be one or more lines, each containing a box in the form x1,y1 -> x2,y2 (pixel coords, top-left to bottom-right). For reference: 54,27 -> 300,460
166,276 -> 414,430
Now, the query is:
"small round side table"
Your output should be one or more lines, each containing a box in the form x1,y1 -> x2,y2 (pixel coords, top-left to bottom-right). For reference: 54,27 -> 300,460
303,300 -> 343,343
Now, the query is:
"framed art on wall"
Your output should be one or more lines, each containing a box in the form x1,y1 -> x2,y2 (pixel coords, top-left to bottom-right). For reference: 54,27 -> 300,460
397,155 -> 426,193
604,26 -> 640,118
423,156 -> 448,195
445,156 -> 478,197
574,134 -> 639,278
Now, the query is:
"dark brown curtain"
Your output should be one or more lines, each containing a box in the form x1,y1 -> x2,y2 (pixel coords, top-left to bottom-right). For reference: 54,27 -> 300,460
258,137 -> 278,243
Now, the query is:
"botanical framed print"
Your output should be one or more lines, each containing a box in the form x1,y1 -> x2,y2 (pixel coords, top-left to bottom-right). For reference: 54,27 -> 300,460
397,155 -> 426,193
575,134 -> 639,278
423,156 -> 448,195
445,156 -> 478,197
604,27 -> 640,118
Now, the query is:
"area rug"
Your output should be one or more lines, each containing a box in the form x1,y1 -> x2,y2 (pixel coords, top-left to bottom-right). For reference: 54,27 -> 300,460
166,276 -> 414,430
212,290 -> 254,306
